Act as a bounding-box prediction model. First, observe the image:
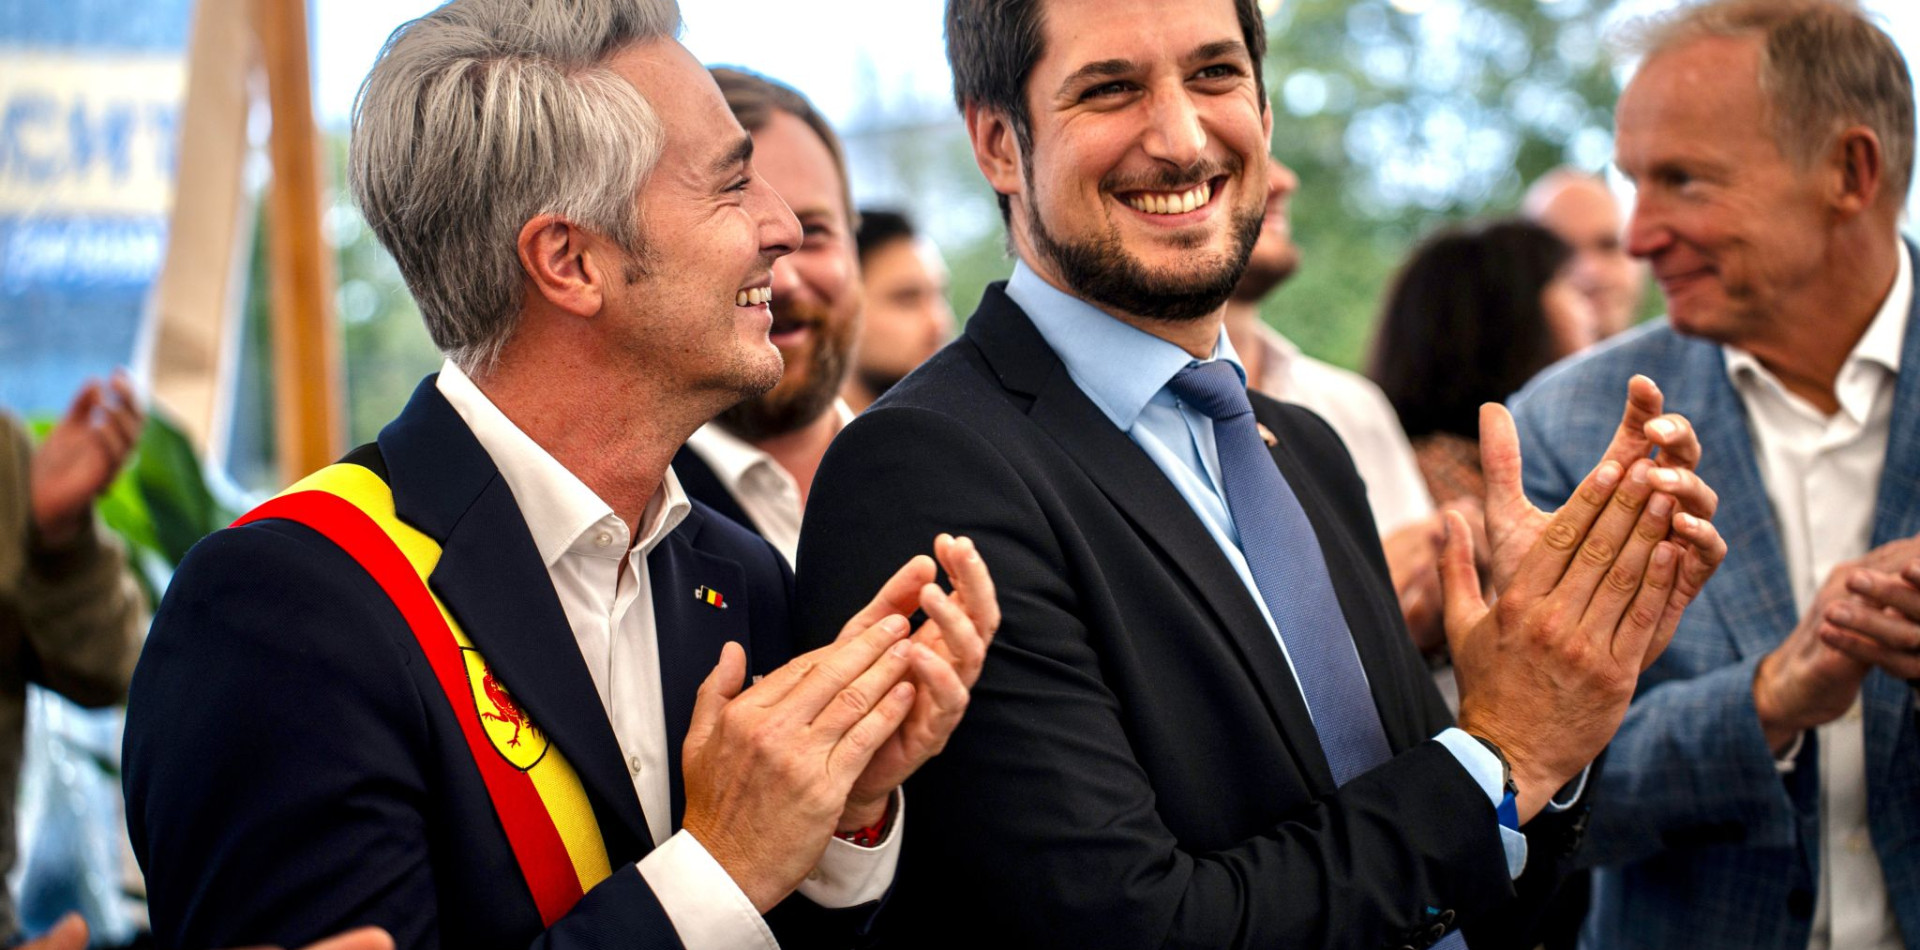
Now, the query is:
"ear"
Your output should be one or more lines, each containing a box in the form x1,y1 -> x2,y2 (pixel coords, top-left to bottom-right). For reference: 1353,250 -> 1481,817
965,102 -> 1026,209
1830,125 -> 1885,217
516,214 -> 607,319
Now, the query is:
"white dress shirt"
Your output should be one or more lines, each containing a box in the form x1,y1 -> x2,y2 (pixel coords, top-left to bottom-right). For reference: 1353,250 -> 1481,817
436,363 -> 898,950
1721,244 -> 1910,950
1243,322 -> 1436,533
684,401 -> 856,567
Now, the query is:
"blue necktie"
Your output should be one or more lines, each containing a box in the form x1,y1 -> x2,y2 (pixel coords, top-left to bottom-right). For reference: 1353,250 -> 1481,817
1169,363 -> 1468,949
1165,361 -> 1393,783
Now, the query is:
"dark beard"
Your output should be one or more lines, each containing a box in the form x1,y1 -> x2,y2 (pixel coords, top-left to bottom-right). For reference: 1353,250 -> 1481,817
714,301 -> 852,442
1026,181 -> 1265,323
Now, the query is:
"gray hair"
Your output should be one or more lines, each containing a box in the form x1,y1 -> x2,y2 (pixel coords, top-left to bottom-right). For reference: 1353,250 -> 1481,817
349,0 -> 682,374
1623,0 -> 1914,210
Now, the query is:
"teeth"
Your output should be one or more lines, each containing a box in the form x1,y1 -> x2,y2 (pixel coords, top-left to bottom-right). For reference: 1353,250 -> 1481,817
1126,181 -> 1211,215
734,287 -> 771,307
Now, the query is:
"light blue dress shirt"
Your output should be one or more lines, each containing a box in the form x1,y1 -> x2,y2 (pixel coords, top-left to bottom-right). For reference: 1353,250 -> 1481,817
1006,261 -> 1527,876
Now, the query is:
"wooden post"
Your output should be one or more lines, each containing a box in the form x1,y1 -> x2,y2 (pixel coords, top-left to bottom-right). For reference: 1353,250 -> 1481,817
253,0 -> 344,483
148,0 -> 252,458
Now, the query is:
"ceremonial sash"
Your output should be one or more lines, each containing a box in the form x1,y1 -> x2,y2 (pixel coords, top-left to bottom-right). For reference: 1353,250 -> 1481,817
234,462 -> 612,926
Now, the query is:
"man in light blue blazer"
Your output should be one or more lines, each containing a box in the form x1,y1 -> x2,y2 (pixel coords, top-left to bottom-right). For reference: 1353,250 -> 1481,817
1510,2 -> 1920,948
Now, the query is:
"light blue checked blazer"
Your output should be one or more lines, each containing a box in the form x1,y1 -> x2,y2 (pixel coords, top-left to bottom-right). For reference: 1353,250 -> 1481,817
1509,270 -> 1920,950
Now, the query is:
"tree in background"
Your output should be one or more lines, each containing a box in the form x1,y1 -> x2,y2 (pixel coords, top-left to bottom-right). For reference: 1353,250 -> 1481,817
1260,0 -> 1621,369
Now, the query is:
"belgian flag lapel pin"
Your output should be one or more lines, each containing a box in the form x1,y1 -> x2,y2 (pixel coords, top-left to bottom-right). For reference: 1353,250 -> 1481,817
693,585 -> 728,609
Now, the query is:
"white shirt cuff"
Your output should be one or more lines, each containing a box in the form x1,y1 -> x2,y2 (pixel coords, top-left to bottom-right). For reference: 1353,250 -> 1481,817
636,831 -> 778,950
1773,730 -> 1806,774
1546,765 -> 1590,811
799,790 -> 904,907
1434,728 -> 1527,879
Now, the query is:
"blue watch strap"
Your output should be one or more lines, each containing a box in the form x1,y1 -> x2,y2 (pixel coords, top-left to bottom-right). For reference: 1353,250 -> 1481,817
1497,789 -> 1520,831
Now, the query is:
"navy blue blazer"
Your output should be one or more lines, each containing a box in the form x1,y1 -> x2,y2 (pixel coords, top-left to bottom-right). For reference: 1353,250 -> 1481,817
124,378 -> 843,950
793,286 -> 1585,950
1510,273 -> 1920,949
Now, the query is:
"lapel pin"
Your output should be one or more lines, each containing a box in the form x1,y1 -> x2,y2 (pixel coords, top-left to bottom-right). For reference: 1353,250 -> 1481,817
1256,423 -> 1278,447
693,585 -> 728,610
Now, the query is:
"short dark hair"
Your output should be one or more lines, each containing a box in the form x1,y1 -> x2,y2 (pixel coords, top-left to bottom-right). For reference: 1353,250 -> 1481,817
709,66 -> 857,224
855,208 -> 918,266
1367,219 -> 1573,441
944,0 -> 1270,223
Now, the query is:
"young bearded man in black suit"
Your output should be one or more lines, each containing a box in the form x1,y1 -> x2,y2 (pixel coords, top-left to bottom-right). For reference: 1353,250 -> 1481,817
791,0 -> 1728,947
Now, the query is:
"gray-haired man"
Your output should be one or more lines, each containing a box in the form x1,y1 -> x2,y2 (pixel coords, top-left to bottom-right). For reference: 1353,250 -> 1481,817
123,2 -> 997,948
1512,1 -> 1920,947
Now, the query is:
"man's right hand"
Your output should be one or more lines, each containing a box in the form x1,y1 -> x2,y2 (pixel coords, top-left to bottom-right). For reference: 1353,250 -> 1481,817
1444,403 -> 1725,821
678,614 -> 919,912
1751,536 -> 1920,752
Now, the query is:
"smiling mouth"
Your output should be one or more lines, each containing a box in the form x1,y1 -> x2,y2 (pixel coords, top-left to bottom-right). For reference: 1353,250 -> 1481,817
1656,268 -> 1713,289
735,287 -> 772,307
1119,178 -> 1219,216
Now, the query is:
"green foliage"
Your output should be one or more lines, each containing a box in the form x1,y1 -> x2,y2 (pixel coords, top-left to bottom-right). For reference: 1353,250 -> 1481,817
1258,0 -> 1622,371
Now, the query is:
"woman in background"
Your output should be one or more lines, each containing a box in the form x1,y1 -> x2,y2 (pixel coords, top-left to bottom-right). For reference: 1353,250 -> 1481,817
1368,218 -> 1598,505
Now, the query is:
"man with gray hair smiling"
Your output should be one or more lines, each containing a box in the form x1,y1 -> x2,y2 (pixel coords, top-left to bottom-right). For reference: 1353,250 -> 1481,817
1511,1 -> 1920,947
122,1 -> 998,948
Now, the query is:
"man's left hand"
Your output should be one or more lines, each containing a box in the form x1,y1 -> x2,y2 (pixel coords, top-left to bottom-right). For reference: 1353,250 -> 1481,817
1486,375 -> 1722,657
833,533 -> 999,830
30,372 -> 143,548
1819,541 -> 1920,680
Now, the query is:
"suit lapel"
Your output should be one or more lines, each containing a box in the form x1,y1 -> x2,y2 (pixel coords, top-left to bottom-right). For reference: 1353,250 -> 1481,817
967,288 -> 1336,792
1680,343 -> 1802,660
647,507 -> 754,832
379,378 -> 653,862
1866,248 -> 1920,779
1869,251 -> 1920,548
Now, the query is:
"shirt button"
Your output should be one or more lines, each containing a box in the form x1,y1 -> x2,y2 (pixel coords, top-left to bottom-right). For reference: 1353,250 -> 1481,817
806,868 -> 825,883
596,532 -> 613,548
628,756 -> 641,776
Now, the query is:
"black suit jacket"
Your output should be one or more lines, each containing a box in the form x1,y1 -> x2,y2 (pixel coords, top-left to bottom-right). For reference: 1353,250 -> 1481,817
793,285 -> 1580,950
125,378 -> 851,950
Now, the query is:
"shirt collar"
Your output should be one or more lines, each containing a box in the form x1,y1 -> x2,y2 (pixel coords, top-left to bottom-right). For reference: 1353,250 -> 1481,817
1722,239 -> 1910,421
1006,259 -> 1245,431
683,399 -> 854,494
1249,320 -> 1299,385
435,360 -> 690,566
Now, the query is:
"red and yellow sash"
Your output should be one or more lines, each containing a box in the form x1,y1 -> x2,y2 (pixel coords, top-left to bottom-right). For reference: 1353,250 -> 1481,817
235,463 -> 612,925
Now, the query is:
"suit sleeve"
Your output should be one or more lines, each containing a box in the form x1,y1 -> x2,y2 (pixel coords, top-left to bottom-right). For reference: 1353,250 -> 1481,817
6,418 -> 144,708
795,406 -> 1525,950
1510,393 -> 1797,869
124,521 -> 686,950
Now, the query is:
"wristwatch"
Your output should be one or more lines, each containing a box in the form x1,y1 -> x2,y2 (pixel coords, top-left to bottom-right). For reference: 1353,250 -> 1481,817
1470,734 -> 1521,831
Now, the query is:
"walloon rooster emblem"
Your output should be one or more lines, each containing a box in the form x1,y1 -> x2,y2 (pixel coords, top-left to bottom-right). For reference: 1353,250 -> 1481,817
479,668 -> 535,747
462,647 -> 549,770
